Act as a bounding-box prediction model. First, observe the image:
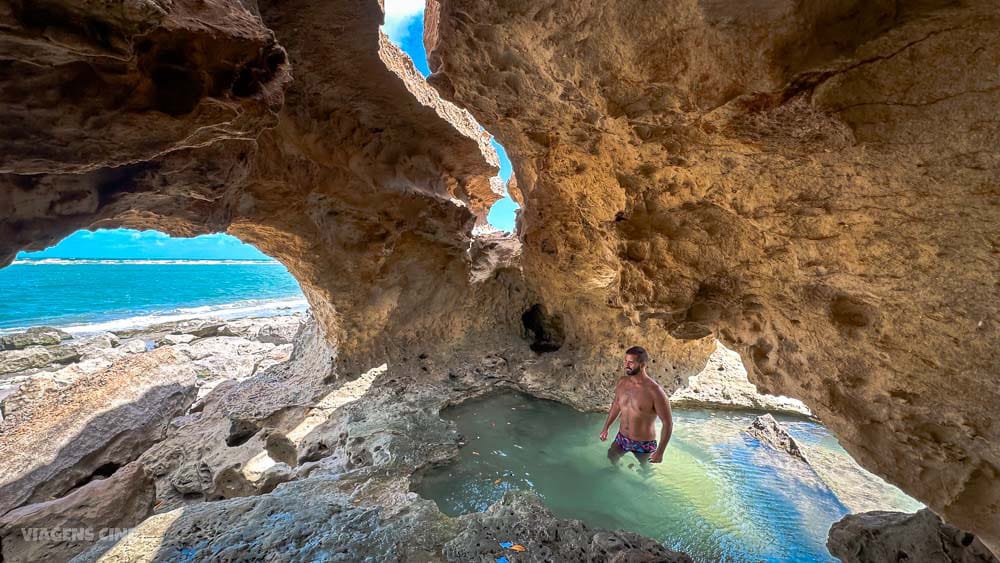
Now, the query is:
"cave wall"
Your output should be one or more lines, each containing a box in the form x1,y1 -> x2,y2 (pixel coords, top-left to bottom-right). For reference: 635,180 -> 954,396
424,0 -> 1000,550
0,0 -> 523,373
1,0 -> 997,554
0,0 -> 289,175
0,0 -> 712,398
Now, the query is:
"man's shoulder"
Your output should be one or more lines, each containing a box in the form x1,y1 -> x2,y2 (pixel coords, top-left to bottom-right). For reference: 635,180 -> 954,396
642,375 -> 668,396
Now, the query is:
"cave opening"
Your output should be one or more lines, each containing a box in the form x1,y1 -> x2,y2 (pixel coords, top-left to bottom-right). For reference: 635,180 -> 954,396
0,227 -> 312,445
521,303 -> 565,353
484,138 -> 519,234
0,228 -> 308,335
379,0 -> 520,235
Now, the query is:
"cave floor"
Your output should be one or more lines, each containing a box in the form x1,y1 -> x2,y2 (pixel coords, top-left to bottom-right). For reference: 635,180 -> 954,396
69,353 -> 918,562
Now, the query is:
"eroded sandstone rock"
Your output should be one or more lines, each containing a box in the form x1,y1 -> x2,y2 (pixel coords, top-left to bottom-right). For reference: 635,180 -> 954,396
219,315 -> 303,345
0,0 -> 290,175
0,331 -> 123,378
134,319 -> 336,510
744,414 -> 809,463
445,492 -> 693,562
0,462 -> 155,563
0,348 -> 197,514
0,343 -> 80,374
0,0 -> 997,556
426,0 -> 1000,550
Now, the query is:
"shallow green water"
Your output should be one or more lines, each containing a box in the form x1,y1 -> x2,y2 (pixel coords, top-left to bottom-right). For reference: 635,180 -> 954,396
415,391 -> 919,562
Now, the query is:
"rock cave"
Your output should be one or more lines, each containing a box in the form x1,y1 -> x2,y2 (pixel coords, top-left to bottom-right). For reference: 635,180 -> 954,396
0,0 -> 998,561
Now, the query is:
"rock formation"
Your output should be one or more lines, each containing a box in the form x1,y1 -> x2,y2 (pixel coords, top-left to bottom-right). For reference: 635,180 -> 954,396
828,508 -> 999,563
0,462 -> 155,563
0,347 -> 197,516
443,492 -> 693,562
425,0 -> 1000,551
59,318 -> 691,562
1,0 -> 999,557
0,0 -> 712,398
0,326 -> 70,350
0,315 -> 301,422
744,413 -> 809,463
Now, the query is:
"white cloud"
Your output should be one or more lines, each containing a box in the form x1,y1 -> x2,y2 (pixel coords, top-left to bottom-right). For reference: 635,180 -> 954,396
382,0 -> 424,44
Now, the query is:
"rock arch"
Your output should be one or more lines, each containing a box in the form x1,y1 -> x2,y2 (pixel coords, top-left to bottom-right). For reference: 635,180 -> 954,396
2,0 -> 998,555
1,0 -> 519,375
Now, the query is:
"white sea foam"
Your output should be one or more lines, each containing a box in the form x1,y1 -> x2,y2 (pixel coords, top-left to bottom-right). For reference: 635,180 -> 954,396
11,258 -> 282,266
0,297 -> 309,336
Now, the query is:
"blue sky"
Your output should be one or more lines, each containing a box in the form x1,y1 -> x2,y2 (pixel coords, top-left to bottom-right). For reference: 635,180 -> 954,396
19,2 -> 517,261
384,0 -> 518,230
17,230 -> 272,260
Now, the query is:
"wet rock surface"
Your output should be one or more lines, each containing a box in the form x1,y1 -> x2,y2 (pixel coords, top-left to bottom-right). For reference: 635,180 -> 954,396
828,509 -> 1000,563
744,414 -> 809,463
445,492 -> 693,562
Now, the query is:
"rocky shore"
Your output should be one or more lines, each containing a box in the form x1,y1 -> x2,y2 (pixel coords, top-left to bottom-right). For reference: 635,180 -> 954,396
2,315 -> 991,562
1,316 -> 699,562
0,315 -> 302,424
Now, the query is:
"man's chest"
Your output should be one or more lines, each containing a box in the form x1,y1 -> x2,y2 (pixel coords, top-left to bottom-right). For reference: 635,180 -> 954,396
620,386 -> 654,412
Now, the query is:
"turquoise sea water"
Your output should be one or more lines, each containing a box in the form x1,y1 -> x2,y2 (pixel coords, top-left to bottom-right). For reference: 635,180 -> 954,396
0,259 -> 306,333
416,391 -> 921,562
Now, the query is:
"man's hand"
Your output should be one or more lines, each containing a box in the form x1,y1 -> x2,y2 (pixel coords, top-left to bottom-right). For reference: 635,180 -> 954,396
649,449 -> 664,463
599,429 -> 608,441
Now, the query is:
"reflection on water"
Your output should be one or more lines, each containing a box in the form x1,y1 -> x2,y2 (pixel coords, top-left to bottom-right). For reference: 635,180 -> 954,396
415,391 -> 921,562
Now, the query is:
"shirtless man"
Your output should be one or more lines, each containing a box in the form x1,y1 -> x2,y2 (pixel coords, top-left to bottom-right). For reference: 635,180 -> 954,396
599,346 -> 673,463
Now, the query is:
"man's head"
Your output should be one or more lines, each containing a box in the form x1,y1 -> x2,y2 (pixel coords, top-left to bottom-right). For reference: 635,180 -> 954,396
623,346 -> 649,376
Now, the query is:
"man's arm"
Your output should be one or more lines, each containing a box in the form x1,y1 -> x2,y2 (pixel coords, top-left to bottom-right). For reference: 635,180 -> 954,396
599,381 -> 622,441
649,386 -> 673,463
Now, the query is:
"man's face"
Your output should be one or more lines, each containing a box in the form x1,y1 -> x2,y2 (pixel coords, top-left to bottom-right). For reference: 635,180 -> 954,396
623,354 -> 642,376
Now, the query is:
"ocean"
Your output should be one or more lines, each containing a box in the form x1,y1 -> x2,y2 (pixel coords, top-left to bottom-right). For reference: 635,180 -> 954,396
0,259 -> 307,334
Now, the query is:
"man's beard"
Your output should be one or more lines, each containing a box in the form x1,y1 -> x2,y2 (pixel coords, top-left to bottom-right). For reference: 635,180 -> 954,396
625,367 -> 639,376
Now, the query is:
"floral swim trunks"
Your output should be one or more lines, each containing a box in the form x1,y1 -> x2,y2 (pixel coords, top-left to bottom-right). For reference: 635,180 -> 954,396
614,432 -> 657,454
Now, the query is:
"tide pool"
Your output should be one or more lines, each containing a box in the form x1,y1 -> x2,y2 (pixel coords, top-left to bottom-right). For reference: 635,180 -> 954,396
414,391 -> 921,562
